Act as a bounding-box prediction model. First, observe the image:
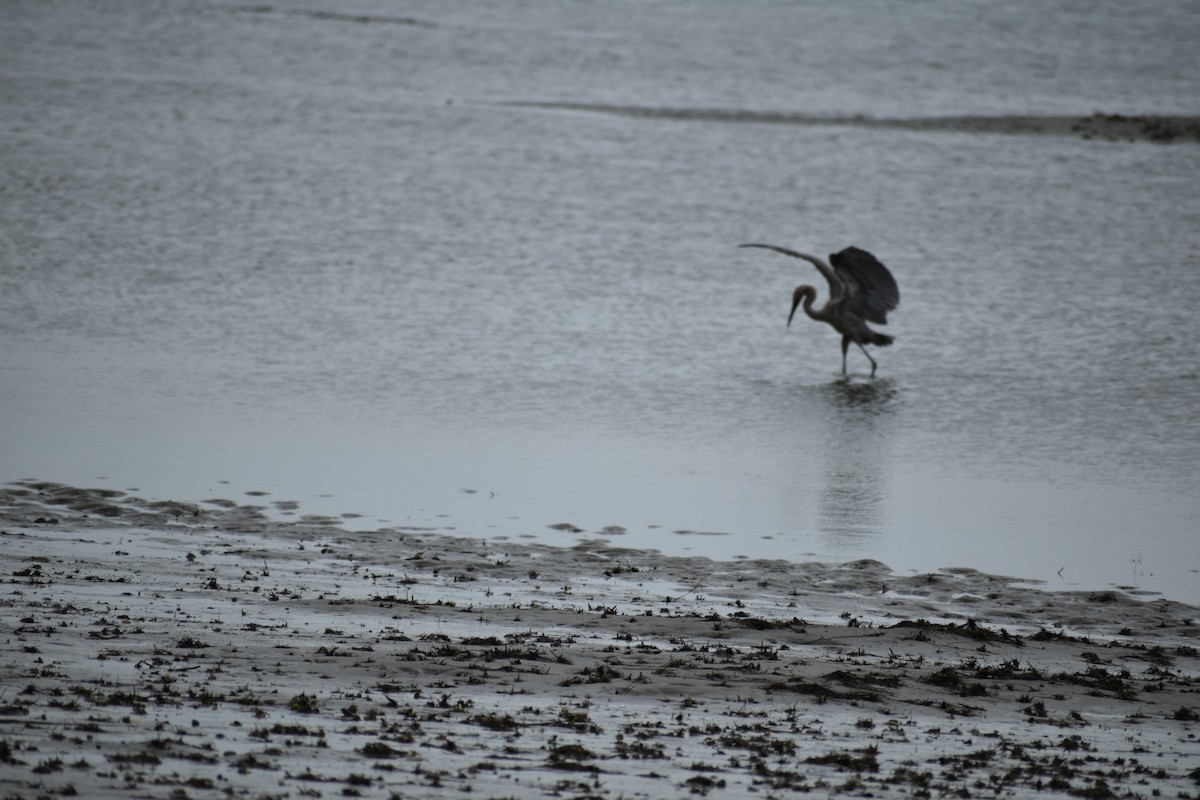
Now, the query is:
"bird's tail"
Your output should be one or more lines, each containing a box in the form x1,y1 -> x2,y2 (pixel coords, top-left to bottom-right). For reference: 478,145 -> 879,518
868,331 -> 894,347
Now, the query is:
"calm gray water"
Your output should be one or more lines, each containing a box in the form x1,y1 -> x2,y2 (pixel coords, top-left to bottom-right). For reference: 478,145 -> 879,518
3,0 -> 1199,602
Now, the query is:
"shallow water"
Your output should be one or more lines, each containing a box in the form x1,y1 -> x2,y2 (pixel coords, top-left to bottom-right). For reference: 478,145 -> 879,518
3,0 -> 1199,601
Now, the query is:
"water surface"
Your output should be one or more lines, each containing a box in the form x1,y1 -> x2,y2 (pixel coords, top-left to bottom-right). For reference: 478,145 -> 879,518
3,0 -> 1198,602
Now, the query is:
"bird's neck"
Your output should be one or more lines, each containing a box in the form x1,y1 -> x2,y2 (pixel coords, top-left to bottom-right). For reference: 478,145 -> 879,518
795,285 -> 820,317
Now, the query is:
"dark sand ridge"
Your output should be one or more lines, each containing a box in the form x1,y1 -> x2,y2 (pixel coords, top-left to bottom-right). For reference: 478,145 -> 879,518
506,103 -> 1200,143
2,481 -> 1197,799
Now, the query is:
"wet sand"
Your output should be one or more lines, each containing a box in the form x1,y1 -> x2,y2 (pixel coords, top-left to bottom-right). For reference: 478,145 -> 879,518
2,482 -> 1197,799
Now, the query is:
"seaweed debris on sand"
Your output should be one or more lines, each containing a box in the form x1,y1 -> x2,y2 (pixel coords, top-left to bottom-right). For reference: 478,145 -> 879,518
2,482 -> 1197,798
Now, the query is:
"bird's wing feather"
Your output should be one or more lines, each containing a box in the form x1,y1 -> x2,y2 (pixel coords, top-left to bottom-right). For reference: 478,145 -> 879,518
829,247 -> 899,324
738,243 -> 846,299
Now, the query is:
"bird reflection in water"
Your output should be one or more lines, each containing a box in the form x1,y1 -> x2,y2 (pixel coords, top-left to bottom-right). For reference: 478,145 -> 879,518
824,376 -> 898,409
812,377 -> 898,547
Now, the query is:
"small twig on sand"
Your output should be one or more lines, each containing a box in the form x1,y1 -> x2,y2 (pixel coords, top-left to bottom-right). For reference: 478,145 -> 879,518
667,576 -> 707,603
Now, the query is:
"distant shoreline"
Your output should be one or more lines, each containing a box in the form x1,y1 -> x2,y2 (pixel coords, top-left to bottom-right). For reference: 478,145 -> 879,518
507,102 -> 1200,143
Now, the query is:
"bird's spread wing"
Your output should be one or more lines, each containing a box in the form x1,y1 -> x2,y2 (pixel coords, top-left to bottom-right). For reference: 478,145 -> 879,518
829,247 -> 899,324
738,243 -> 846,299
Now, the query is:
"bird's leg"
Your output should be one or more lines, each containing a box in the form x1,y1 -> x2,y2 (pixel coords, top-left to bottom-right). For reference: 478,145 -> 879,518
856,343 -> 878,377
840,336 -> 850,375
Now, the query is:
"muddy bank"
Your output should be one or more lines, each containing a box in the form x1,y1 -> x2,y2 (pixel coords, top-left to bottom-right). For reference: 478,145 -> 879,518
2,482 -> 1197,799
508,102 -> 1200,143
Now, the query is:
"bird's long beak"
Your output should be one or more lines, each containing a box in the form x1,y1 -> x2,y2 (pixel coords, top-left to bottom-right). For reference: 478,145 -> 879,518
787,292 -> 802,327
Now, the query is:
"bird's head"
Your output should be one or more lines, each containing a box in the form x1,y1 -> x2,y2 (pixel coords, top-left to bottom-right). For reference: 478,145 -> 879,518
788,285 -> 813,327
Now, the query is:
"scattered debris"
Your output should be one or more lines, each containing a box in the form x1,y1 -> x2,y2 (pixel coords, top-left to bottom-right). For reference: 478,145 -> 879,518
1,482 -> 1196,799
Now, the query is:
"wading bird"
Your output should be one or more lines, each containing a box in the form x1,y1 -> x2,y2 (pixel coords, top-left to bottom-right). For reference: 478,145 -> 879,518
740,244 -> 900,376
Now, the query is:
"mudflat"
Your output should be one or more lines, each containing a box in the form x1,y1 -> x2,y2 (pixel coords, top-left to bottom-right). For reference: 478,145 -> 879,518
2,482 -> 1197,798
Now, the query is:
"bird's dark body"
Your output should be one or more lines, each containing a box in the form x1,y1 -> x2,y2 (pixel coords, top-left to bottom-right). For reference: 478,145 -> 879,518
740,243 -> 900,376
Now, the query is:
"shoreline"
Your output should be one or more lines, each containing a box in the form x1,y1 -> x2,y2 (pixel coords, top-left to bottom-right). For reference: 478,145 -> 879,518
2,482 -> 1197,798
